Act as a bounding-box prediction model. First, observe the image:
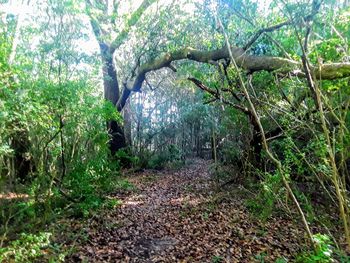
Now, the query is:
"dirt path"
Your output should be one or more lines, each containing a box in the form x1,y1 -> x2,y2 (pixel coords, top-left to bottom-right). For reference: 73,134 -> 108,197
66,159 -> 305,262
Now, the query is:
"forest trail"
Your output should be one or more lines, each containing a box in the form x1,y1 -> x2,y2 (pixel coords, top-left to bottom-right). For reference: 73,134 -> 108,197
66,159 -> 305,262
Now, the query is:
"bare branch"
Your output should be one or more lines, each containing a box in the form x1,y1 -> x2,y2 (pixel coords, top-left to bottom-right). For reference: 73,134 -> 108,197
242,0 -> 322,50
243,20 -> 292,50
187,77 -> 251,115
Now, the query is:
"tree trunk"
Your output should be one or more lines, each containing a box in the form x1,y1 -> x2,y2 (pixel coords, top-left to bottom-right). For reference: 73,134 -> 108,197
212,129 -> 217,164
123,100 -> 132,147
250,130 -> 262,167
7,11 -> 35,182
11,132 -> 33,182
100,43 -> 127,155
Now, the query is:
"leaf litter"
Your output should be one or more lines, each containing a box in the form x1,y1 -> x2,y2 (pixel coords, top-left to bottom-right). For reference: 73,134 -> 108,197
60,159 -> 316,262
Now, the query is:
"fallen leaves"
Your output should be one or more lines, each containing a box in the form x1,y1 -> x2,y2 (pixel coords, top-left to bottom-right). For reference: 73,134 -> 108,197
60,159 -> 314,262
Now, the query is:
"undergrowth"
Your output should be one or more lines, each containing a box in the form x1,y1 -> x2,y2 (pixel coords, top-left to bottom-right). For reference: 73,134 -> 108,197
0,159 -> 133,262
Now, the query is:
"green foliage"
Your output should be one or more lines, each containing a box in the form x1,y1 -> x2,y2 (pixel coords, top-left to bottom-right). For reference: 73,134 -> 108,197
65,156 -> 120,217
211,255 -> 224,263
0,232 -> 54,262
147,153 -> 169,170
296,191 -> 316,223
115,148 -> 139,167
0,2 -> 127,255
254,252 -> 267,262
276,137 -> 310,180
296,234 -> 334,262
209,163 -> 238,184
275,258 -> 288,263
147,144 -> 183,170
1,0 -> 350,259
245,171 -> 284,221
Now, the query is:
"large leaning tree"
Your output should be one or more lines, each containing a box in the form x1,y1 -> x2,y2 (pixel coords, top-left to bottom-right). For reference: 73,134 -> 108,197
85,0 -> 350,155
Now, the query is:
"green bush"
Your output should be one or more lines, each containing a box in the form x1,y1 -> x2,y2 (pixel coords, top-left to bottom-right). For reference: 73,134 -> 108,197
296,234 -> 334,262
147,144 -> 183,169
0,232 -> 54,262
115,148 -> 139,168
245,171 -> 284,221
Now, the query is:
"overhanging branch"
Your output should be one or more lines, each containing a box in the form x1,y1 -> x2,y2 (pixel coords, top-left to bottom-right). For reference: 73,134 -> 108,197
116,45 -> 350,110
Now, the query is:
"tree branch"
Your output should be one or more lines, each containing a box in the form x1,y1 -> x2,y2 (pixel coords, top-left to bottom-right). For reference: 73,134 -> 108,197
115,46 -> 350,110
243,20 -> 292,50
241,0 -> 322,50
128,46 -> 350,89
187,77 -> 251,115
110,0 -> 156,52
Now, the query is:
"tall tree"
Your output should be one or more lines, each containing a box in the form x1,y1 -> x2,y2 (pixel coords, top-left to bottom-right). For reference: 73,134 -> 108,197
86,0 -> 350,156
85,0 -> 156,154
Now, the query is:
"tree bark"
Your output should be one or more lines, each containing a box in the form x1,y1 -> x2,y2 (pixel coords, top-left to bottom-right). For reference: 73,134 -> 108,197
100,43 -> 127,155
86,0 -> 156,155
87,0 -> 350,157
114,45 -> 350,112
7,8 -> 35,182
11,132 -> 33,182
123,100 -> 132,147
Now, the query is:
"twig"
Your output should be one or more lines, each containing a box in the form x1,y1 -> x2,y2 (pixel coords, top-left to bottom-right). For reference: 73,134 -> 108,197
216,12 -> 316,249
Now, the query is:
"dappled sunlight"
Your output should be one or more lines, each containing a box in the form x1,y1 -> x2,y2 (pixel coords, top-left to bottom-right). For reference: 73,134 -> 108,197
119,193 -> 147,207
1,0 -> 350,261
169,196 -> 205,206
0,192 -> 29,200
121,200 -> 144,207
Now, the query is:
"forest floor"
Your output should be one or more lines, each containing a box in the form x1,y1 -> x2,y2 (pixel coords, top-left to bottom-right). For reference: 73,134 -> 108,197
59,159 -> 312,262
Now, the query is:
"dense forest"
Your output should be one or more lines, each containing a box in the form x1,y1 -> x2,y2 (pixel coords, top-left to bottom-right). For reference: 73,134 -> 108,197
1,0 -> 350,262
